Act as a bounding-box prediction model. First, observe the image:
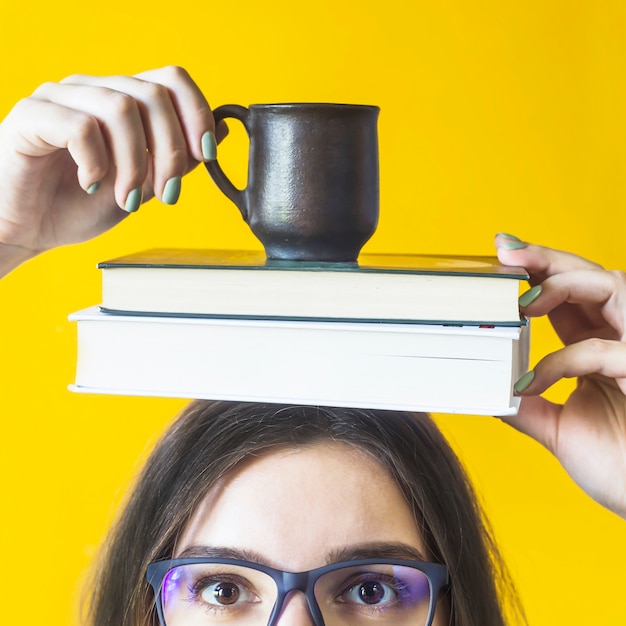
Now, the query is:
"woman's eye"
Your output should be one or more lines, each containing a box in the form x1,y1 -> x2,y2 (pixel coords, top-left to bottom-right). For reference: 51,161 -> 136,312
199,581 -> 252,606
343,580 -> 397,606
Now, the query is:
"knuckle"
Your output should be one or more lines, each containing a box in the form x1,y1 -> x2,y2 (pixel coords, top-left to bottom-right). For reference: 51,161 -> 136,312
160,65 -> 191,84
89,163 -> 109,181
608,269 -> 626,291
59,73 -> 85,84
69,113 -> 100,143
585,337 -> 610,355
81,160 -> 109,183
7,97 -> 32,118
31,81 -> 57,98
108,91 -> 139,118
141,80 -> 170,104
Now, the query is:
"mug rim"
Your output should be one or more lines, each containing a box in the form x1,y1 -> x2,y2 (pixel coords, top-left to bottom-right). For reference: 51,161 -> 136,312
247,102 -> 379,110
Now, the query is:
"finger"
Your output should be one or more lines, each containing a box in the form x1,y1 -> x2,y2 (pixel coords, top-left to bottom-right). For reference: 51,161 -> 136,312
514,339 -> 626,397
519,269 -> 626,339
495,236 -> 603,286
134,66 -> 218,163
61,73 -> 189,203
500,395 -> 563,456
1,97 -> 109,192
33,81 -> 148,211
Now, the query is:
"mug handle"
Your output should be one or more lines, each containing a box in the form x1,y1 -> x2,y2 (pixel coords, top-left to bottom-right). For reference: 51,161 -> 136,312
204,104 -> 251,223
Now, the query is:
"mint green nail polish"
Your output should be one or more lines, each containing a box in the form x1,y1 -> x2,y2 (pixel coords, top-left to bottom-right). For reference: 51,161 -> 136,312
87,182 -> 101,195
497,232 -> 520,241
162,176 -> 182,205
124,187 -> 143,213
202,131 -> 217,161
500,240 -> 528,250
519,285 -> 542,308
514,370 -> 535,394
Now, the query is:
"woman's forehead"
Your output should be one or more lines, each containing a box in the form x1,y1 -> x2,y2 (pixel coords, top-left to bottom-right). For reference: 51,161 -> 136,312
177,441 -> 427,571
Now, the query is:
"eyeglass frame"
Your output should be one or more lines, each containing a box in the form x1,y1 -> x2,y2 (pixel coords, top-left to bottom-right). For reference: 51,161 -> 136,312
147,556 -> 449,626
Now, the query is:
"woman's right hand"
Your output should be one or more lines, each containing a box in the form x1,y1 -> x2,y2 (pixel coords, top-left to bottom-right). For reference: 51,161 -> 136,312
0,66 -> 221,276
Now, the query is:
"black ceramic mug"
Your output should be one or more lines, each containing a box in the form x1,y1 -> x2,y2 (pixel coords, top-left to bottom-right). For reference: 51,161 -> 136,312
205,103 -> 380,263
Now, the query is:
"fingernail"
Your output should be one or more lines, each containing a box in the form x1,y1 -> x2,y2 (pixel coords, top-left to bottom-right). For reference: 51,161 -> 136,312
162,176 -> 182,205
500,240 -> 528,250
124,187 -> 143,213
86,182 -> 101,195
519,285 -> 542,308
497,232 -> 521,241
202,131 -> 217,161
514,370 -> 535,394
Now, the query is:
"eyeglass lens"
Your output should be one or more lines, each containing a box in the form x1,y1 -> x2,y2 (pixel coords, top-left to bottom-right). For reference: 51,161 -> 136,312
159,563 -> 432,625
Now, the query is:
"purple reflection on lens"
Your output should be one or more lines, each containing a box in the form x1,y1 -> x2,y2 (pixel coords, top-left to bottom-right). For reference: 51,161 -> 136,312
393,565 -> 431,606
163,568 -> 183,606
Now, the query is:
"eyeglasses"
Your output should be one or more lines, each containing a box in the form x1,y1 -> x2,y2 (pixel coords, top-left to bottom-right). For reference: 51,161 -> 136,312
147,557 -> 448,626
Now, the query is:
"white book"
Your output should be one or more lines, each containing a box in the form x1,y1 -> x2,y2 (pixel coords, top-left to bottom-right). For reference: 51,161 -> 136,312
69,307 -> 529,416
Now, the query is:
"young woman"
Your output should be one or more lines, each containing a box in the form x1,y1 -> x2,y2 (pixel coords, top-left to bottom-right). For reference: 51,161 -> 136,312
1,67 -> 624,625
86,401 -> 523,626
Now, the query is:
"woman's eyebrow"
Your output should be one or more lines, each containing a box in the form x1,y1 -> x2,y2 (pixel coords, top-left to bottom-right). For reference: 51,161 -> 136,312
326,542 -> 428,564
176,542 -> 429,567
176,545 -> 268,563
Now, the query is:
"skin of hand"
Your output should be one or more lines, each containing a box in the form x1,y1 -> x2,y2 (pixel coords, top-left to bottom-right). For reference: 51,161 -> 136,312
496,234 -> 626,519
0,66 -> 225,276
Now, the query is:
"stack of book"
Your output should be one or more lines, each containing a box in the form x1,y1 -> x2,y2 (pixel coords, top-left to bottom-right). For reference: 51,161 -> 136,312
69,249 -> 530,415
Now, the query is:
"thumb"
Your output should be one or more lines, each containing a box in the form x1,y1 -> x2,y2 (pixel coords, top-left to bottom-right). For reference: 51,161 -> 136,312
499,395 -> 562,455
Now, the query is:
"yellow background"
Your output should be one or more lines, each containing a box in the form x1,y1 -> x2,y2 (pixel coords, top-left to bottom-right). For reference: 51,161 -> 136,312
1,1 -> 625,623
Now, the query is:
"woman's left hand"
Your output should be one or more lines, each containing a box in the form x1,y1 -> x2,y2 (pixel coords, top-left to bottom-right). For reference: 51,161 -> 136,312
495,235 -> 626,519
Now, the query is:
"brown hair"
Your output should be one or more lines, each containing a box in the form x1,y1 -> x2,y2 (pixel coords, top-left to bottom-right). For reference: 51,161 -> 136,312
84,401 -> 525,626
